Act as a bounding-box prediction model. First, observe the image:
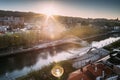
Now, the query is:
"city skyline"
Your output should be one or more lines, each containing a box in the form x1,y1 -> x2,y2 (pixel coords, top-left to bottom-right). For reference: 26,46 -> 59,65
0,0 -> 120,19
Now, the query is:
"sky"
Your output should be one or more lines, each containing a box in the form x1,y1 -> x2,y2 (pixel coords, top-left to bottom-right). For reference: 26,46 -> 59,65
0,0 -> 120,19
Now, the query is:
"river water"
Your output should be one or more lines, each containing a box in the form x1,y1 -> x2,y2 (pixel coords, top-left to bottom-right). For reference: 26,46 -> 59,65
0,33 -> 120,80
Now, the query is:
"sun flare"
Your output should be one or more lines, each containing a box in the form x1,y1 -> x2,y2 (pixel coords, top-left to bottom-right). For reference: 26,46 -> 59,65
41,5 -> 66,40
42,6 -> 56,17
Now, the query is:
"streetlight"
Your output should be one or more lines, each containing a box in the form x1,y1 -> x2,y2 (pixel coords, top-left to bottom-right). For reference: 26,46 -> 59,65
51,65 -> 64,79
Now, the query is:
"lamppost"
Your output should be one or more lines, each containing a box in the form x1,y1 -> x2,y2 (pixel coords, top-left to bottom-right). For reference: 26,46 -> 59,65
51,65 -> 64,80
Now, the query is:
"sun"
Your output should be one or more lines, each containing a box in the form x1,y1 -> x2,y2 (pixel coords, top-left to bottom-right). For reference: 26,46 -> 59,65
40,5 -> 66,40
42,6 -> 56,17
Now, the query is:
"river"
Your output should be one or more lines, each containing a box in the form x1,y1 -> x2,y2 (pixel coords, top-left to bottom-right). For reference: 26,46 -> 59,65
0,33 -> 120,80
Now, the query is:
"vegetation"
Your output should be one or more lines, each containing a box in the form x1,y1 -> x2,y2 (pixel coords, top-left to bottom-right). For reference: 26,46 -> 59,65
0,10 -> 120,26
104,39 -> 120,51
0,31 -> 39,49
104,39 -> 120,65
0,26 -> 100,51
17,60 -> 76,80
0,10 -> 43,21
62,26 -> 100,38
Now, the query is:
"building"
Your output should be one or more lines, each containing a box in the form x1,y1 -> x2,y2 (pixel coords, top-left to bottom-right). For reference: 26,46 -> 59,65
0,16 -> 24,31
68,62 -> 119,80
0,16 -> 24,25
0,26 -> 9,33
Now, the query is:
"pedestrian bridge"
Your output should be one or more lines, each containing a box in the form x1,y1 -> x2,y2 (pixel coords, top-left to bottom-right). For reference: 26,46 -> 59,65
72,47 -> 110,69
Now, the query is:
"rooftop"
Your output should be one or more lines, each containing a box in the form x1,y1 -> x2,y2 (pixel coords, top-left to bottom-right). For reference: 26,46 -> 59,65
68,62 -> 116,80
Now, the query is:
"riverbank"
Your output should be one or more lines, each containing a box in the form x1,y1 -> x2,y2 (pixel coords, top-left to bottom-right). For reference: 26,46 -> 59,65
104,39 -> 120,51
16,37 -> 120,80
0,32 -> 116,57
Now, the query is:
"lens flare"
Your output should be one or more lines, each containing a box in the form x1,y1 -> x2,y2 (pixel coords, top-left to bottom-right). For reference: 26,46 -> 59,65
51,65 -> 64,78
42,16 -> 66,40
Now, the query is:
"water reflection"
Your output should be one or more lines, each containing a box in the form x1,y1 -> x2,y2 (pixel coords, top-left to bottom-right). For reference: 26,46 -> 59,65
0,51 -> 38,75
0,43 -> 81,79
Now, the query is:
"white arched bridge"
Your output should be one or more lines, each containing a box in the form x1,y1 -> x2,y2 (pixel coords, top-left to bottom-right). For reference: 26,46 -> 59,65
72,47 -> 110,69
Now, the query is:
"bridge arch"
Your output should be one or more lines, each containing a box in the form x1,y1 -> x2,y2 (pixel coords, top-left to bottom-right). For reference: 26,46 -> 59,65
87,47 -> 100,54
